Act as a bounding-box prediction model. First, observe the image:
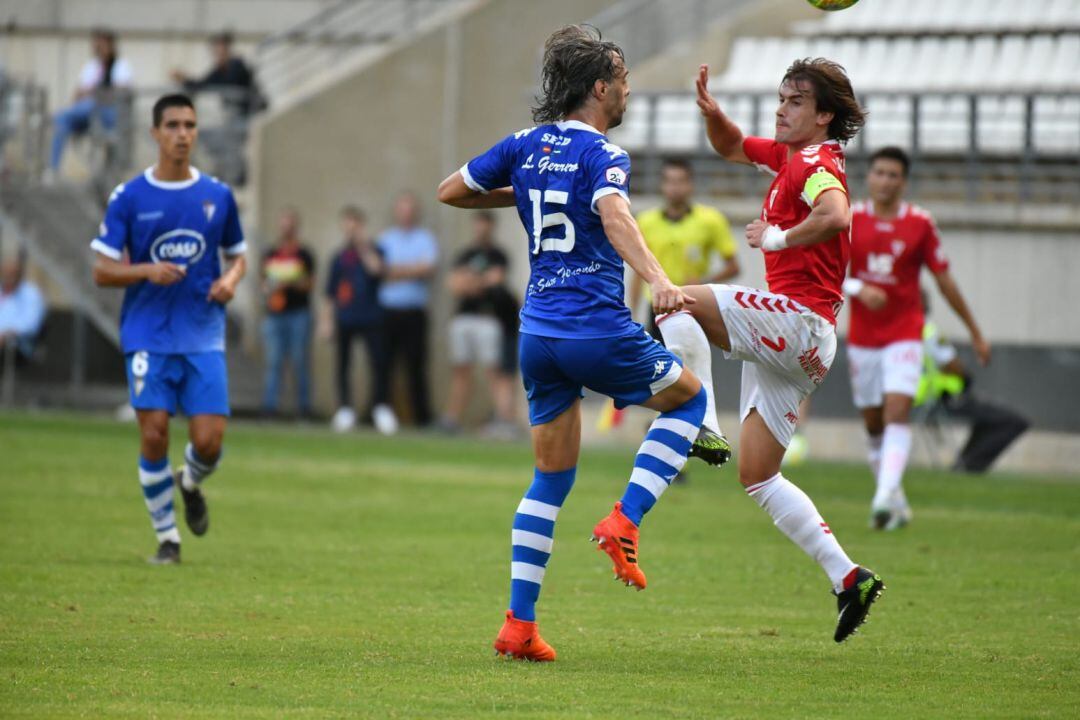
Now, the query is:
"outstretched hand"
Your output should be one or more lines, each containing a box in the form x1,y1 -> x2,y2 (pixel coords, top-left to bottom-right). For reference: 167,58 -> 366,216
695,64 -> 721,119
650,277 -> 697,315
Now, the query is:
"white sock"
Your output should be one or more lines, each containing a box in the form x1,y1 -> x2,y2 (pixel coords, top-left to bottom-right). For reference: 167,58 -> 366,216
657,310 -> 721,435
746,473 -> 856,591
866,433 -> 883,479
873,424 -> 912,509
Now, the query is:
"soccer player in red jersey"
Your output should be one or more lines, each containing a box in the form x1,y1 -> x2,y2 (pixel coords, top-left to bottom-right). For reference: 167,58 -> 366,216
658,59 -> 883,642
845,146 -> 990,530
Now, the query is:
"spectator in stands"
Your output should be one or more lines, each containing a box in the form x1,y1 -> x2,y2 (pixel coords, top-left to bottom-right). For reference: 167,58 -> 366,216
629,158 -> 739,338
170,31 -> 264,117
440,211 -> 519,437
261,207 -> 315,418
377,191 -> 438,427
48,28 -> 134,180
321,206 -> 398,435
0,257 -> 46,360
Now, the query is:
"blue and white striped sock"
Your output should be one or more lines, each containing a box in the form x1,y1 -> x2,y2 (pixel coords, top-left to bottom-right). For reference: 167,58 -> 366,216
508,467 -> 576,622
180,442 -> 218,491
619,386 -> 707,526
139,456 -> 180,544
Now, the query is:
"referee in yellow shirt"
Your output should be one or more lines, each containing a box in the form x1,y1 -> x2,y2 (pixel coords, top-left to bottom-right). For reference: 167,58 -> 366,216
629,158 -> 740,337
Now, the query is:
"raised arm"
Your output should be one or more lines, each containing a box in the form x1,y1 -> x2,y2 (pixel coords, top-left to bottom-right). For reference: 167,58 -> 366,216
933,269 -> 990,366
436,172 -> 516,209
696,64 -> 751,165
597,194 -> 693,315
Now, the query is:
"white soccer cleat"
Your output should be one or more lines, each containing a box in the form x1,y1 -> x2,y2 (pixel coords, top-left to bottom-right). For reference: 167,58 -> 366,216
372,404 -> 399,436
331,406 -> 357,433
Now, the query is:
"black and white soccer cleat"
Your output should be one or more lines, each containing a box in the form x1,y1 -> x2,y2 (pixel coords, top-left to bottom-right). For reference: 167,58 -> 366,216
148,540 -> 181,565
834,567 -> 885,642
177,467 -> 209,537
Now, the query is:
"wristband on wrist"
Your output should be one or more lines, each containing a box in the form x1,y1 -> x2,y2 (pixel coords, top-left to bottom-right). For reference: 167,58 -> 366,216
842,278 -> 865,297
761,225 -> 789,252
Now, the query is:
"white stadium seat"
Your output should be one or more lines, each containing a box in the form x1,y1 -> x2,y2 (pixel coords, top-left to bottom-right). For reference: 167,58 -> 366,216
654,96 -> 701,151
862,95 -> 914,149
920,95 -> 970,152
977,96 -> 1026,152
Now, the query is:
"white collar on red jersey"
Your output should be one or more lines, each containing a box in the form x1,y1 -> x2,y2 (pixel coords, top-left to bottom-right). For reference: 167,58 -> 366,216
866,200 -> 909,219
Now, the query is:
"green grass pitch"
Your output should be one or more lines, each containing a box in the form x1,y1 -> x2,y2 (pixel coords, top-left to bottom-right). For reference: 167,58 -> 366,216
1,411 -> 1078,718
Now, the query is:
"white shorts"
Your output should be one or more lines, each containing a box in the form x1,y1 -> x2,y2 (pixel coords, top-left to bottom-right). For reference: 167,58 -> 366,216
710,284 -> 837,448
847,340 -> 924,409
448,314 -> 502,367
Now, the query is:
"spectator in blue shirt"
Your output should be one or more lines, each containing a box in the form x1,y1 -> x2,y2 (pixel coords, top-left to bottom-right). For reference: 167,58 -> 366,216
0,258 -> 47,360
376,191 -> 438,426
321,206 -> 397,435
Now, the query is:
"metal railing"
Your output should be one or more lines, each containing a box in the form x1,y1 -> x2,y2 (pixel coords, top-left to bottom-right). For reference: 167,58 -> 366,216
610,90 -> 1080,203
586,0 -> 753,66
255,0 -> 469,105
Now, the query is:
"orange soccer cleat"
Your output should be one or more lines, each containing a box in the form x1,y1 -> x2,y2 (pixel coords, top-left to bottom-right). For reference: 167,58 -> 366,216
590,502 -> 647,590
493,610 -> 557,662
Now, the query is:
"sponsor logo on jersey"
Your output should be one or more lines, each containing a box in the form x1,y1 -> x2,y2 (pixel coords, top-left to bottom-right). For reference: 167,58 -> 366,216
137,211 -> 164,222
798,346 -> 828,385
606,167 -> 627,185
149,229 -> 207,265
598,140 -> 627,159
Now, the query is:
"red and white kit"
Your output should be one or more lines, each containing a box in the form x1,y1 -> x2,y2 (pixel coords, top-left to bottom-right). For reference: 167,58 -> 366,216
709,137 -> 850,446
847,201 -> 949,408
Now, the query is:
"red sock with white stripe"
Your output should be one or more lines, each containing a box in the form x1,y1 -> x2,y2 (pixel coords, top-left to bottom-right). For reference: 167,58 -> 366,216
746,473 -> 857,592
873,423 -> 912,509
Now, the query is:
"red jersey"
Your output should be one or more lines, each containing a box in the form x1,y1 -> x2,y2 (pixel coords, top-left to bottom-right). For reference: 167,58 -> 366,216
742,137 -> 850,324
848,200 -> 949,347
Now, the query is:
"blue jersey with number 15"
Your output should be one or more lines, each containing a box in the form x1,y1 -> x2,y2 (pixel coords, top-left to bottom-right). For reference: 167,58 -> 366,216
461,120 -> 635,339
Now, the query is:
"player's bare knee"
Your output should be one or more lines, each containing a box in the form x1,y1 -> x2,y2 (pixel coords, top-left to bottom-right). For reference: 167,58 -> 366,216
139,426 -> 169,460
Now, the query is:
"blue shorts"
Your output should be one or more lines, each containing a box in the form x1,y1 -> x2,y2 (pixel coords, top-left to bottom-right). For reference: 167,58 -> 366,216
125,351 -> 230,417
520,329 -> 683,426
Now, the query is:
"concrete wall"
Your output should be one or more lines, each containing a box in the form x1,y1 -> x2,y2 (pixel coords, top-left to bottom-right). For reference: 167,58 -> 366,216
253,0 -> 615,418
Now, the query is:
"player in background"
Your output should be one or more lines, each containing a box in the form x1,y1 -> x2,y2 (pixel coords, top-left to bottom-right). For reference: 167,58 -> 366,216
91,94 -> 247,564
629,157 -> 741,334
659,59 -> 884,642
438,26 -> 726,661
845,146 -> 990,529
627,158 -> 739,472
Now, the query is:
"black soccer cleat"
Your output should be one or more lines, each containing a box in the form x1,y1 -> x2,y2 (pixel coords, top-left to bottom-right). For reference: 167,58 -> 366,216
688,427 -> 732,467
834,567 -> 885,643
177,468 -> 209,537
148,540 -> 181,565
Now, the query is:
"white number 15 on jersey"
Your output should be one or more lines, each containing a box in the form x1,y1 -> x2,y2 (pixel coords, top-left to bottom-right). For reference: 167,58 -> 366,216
528,189 -> 576,254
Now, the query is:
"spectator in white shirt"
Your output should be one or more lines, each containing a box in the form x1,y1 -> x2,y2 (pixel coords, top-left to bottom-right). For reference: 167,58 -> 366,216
49,28 -> 134,175
0,258 -> 46,360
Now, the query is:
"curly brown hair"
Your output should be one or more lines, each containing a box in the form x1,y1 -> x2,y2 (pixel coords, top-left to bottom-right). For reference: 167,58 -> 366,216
782,58 -> 866,143
532,25 -> 625,124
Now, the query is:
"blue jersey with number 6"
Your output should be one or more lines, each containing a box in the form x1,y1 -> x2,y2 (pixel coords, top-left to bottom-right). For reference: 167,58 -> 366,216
461,120 -> 635,339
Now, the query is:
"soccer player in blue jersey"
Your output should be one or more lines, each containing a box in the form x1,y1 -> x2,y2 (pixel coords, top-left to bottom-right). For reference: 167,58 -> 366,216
438,26 -> 729,661
91,94 -> 247,565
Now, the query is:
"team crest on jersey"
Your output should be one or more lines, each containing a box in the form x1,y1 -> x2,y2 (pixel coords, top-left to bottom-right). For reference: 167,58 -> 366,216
606,167 -> 627,185
202,201 -> 216,222
150,229 -> 207,265
891,240 -> 906,256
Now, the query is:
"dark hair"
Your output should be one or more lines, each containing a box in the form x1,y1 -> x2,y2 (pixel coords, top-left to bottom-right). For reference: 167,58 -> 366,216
152,93 -> 195,127
661,157 -> 693,178
781,58 -> 866,143
211,30 -> 235,46
473,209 -> 496,225
869,146 -> 911,177
340,205 -> 366,222
532,25 -> 624,123
91,28 -> 116,44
